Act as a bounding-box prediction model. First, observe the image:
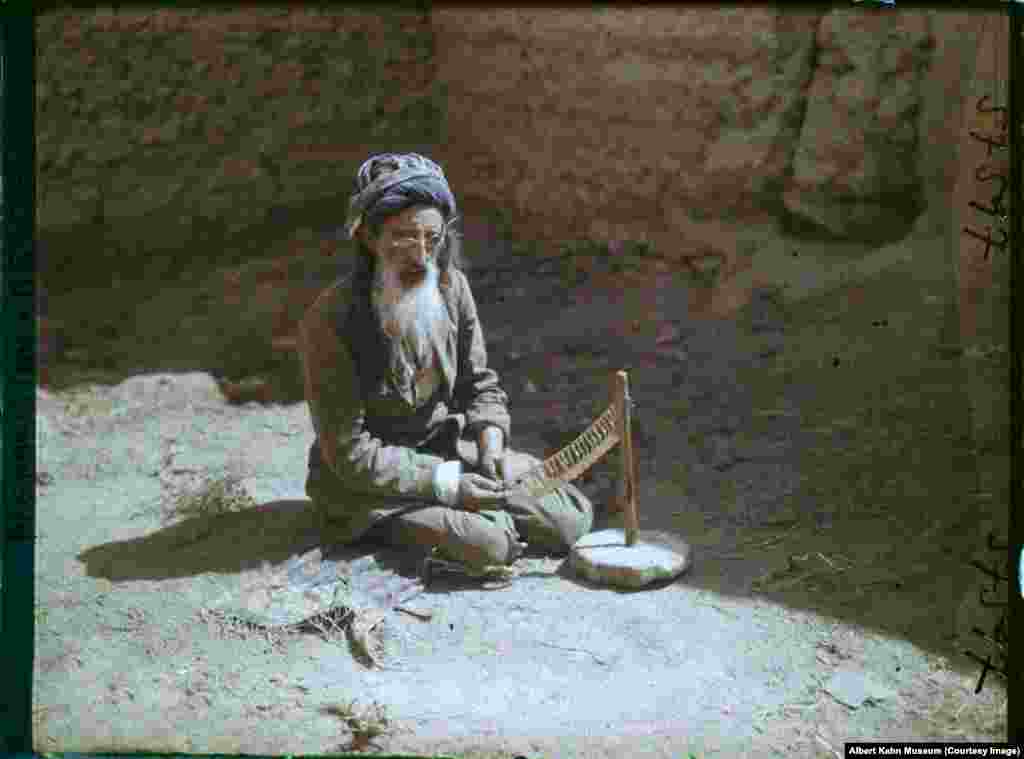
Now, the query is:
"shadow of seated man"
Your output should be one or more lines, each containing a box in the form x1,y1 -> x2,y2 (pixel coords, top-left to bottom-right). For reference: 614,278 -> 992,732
299,153 -> 593,574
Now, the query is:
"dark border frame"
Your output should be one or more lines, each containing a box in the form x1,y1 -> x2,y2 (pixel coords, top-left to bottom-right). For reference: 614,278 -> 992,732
1008,0 -> 1023,743
3,1 -> 1023,756
1,7 -> 36,757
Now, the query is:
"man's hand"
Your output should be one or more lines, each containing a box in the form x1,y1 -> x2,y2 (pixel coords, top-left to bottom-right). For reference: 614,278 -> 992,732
457,473 -> 507,512
479,426 -> 505,482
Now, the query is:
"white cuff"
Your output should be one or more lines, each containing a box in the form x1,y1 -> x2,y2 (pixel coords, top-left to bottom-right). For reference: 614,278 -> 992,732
432,460 -> 463,507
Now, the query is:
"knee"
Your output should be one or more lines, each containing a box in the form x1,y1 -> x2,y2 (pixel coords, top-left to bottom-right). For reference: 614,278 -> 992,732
447,536 -> 511,569
474,534 -> 515,567
445,510 -> 519,567
544,485 -> 594,551
468,526 -> 518,567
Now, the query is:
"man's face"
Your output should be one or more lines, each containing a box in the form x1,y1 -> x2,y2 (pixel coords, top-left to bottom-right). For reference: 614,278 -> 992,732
367,205 -> 446,290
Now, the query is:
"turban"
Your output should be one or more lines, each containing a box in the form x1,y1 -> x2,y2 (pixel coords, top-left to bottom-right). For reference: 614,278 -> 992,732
345,153 -> 457,240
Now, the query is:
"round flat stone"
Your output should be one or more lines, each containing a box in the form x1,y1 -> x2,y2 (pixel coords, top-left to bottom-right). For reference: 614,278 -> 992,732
569,528 -> 692,589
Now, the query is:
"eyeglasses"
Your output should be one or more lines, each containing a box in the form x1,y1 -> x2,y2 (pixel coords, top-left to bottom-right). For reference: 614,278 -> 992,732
389,231 -> 445,256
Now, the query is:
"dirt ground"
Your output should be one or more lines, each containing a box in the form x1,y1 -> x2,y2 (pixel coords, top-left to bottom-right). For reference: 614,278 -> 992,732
27,217 -> 1010,757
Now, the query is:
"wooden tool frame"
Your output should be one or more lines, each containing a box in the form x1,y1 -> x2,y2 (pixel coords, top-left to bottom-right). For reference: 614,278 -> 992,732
507,369 -> 639,546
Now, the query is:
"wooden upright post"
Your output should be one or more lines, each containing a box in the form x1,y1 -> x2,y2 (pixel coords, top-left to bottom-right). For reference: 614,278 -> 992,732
615,371 -> 639,546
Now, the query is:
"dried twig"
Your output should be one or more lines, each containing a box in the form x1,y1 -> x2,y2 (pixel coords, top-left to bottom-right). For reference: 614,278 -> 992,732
394,605 -> 433,621
815,732 -> 841,759
347,608 -> 388,668
710,524 -> 799,559
323,699 -> 404,750
534,640 -> 610,666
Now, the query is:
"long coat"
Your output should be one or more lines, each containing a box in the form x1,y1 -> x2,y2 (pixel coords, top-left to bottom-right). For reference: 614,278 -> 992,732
297,265 -> 513,543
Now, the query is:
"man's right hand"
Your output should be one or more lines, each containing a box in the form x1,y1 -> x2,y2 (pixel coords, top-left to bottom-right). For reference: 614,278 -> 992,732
457,473 -> 507,512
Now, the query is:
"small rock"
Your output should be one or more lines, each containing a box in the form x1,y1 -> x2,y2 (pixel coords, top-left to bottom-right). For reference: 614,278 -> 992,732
524,379 -> 538,393
823,668 -> 896,709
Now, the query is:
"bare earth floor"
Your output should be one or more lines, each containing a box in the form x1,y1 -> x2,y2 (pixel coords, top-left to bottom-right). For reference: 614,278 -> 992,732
29,226 -> 1009,757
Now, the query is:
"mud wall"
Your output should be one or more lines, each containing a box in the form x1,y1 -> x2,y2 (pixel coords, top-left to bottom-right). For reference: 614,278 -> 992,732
36,7 -> 440,295
432,7 -> 966,263
37,7 -> 985,289
35,7 -> 1001,397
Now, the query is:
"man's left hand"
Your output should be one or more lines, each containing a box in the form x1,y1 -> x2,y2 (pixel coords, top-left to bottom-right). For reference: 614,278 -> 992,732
479,426 -> 505,482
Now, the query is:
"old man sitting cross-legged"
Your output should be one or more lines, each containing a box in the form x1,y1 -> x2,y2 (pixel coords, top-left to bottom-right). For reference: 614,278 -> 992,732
298,152 -> 594,572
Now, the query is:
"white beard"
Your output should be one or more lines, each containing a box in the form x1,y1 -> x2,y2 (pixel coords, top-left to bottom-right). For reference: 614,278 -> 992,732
372,259 -> 447,371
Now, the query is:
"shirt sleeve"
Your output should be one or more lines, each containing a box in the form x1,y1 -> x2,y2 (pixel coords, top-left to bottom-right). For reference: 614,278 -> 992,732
298,288 -> 445,502
451,270 -> 512,443
432,459 -> 463,506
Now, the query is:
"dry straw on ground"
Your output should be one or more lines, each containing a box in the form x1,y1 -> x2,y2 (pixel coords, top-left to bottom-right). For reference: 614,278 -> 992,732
322,698 -> 407,751
160,470 -> 257,525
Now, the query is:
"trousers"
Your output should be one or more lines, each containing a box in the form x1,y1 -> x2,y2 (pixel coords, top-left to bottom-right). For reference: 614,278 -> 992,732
311,448 -> 593,569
